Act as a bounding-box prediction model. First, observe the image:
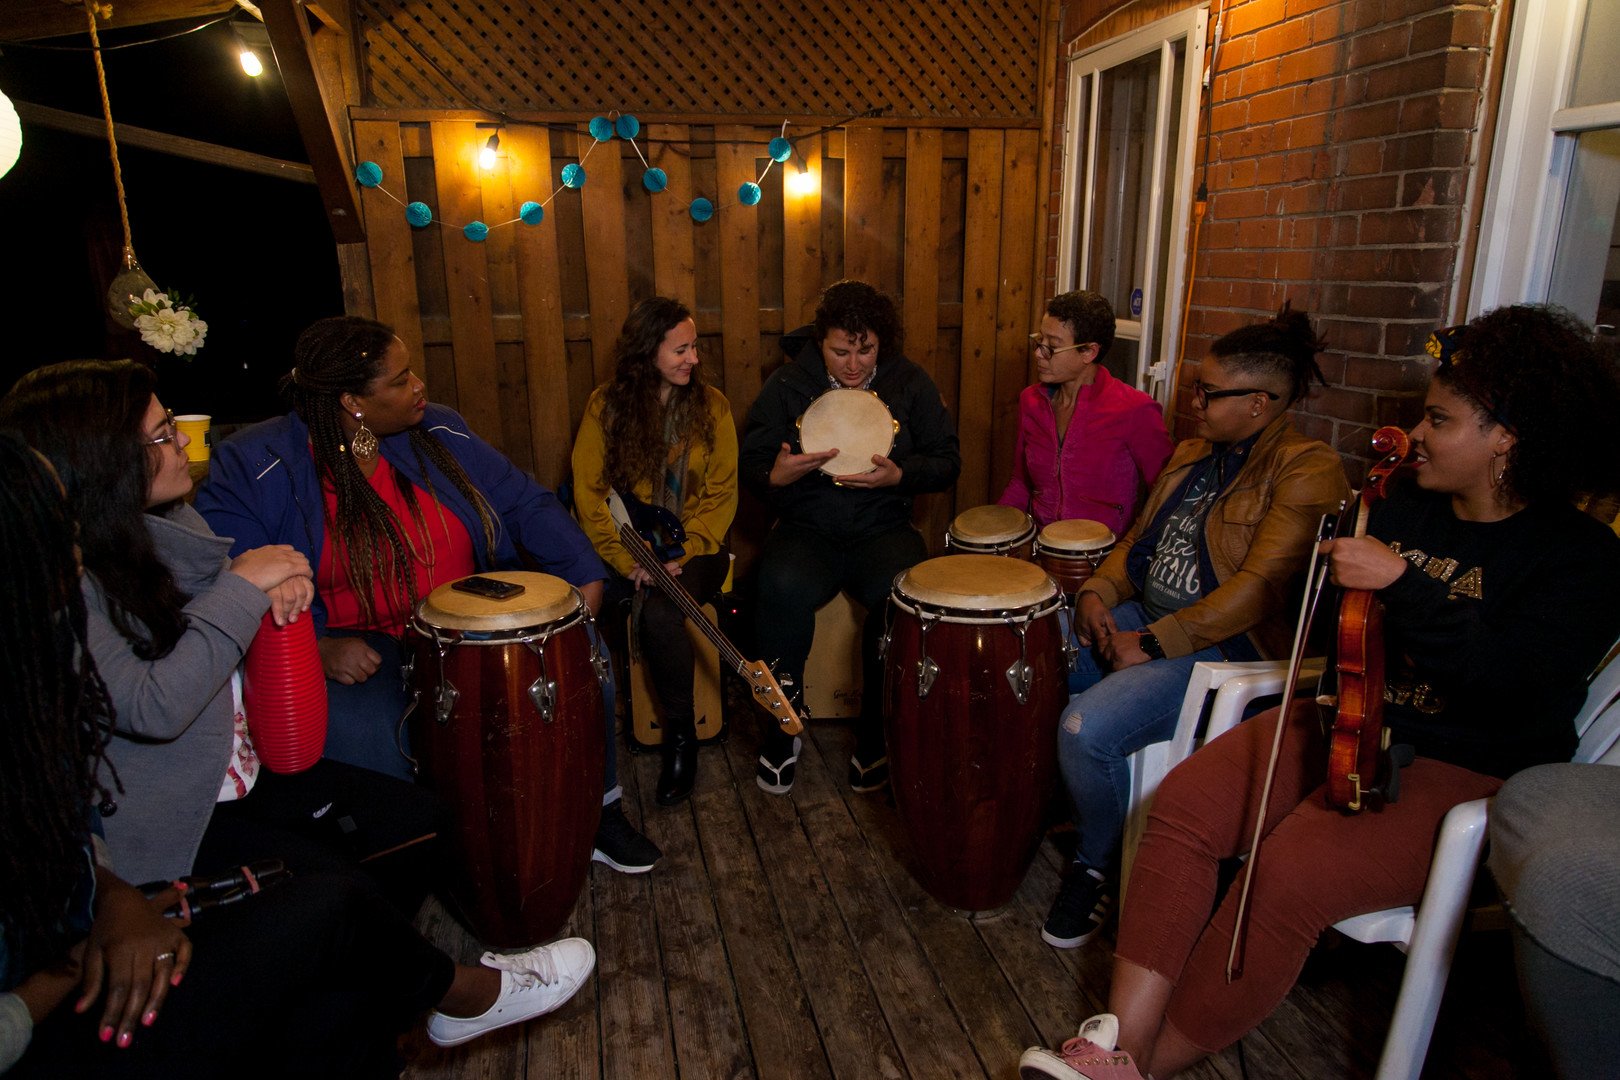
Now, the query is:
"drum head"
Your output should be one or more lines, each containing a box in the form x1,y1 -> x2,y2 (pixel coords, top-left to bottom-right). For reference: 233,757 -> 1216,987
1038,518 -> 1115,553
950,505 -> 1034,545
897,555 -> 1057,610
420,571 -> 580,631
798,389 -> 896,477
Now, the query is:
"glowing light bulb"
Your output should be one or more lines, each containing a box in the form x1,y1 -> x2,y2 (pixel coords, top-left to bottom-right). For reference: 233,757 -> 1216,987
479,131 -> 500,171
239,48 -> 263,77
789,167 -> 818,196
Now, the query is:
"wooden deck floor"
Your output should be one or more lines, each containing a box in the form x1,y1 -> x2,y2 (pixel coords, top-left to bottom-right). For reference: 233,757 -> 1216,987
400,703 -> 1534,1080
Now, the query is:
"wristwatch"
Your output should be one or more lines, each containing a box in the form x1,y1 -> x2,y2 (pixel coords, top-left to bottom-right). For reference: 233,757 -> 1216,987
1137,631 -> 1165,660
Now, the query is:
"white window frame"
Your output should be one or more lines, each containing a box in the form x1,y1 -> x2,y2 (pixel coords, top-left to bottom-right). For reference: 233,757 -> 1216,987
1470,0 -> 1620,314
1057,5 -> 1207,403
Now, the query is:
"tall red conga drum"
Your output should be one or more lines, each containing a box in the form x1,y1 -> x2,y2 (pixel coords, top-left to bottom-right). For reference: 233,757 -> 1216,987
407,571 -> 607,946
883,555 -> 1066,911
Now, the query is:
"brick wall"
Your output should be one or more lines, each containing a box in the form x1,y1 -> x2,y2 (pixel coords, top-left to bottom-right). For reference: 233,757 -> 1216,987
1053,0 -> 1500,474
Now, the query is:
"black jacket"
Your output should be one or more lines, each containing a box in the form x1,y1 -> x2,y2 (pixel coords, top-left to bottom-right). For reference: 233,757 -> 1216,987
740,326 -> 961,542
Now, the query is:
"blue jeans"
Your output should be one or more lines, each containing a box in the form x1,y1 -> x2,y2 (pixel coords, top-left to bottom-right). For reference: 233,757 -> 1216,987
322,624 -> 620,803
1058,600 -> 1223,870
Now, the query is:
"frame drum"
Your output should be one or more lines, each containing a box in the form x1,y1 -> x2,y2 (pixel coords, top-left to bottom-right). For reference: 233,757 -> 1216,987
1034,519 -> 1116,595
797,388 -> 898,477
407,571 -> 607,946
883,555 -> 1066,911
945,504 -> 1036,559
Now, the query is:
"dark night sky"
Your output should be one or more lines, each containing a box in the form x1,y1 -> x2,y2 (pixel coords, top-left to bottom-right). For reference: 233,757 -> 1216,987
0,13 -> 343,421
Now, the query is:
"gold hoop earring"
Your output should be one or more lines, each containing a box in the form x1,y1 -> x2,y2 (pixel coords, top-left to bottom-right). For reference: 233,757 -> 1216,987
1490,452 -> 1506,488
350,410 -> 378,462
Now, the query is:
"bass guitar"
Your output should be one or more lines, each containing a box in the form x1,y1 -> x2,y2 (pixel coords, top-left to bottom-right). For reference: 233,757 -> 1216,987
605,492 -> 803,737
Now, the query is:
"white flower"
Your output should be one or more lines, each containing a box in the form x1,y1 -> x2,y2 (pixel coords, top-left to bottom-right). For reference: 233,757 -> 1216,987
129,287 -> 208,356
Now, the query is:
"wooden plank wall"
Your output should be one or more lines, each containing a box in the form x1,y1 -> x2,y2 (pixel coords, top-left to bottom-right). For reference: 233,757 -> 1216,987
352,118 -> 1042,573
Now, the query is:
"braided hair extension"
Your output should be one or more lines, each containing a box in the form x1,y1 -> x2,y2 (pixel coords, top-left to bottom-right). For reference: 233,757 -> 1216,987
0,434 -> 119,972
284,317 -> 498,626
1210,301 -> 1330,405
0,361 -> 190,659
599,297 -> 715,493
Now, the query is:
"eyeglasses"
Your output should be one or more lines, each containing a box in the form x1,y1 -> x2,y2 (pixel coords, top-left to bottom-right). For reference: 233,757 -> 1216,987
1028,333 -> 1087,361
1192,382 -> 1281,407
146,409 -> 181,447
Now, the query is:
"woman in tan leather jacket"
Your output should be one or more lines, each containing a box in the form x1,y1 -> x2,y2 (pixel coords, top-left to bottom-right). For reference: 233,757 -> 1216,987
1039,304 -> 1351,951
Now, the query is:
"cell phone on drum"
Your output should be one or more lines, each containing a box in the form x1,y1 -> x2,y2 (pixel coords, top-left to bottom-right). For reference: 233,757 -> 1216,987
450,575 -> 526,601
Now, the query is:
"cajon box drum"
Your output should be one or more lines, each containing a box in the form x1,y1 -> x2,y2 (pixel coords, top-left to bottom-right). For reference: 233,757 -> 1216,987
802,592 -> 866,720
628,604 -> 726,748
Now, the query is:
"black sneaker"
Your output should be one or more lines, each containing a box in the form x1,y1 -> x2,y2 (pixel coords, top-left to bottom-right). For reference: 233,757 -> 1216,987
755,736 -> 802,795
848,751 -> 889,793
592,800 -> 662,874
1042,865 -> 1112,948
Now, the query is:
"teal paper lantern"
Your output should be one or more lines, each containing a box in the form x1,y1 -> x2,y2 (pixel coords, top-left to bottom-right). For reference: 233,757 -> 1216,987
355,160 -> 384,187
589,116 -> 614,142
689,197 -> 714,223
406,201 -> 433,227
520,201 -> 545,225
768,137 -> 792,163
463,221 -> 489,242
615,114 -> 640,140
738,181 -> 762,206
642,167 -> 668,193
562,163 -> 586,189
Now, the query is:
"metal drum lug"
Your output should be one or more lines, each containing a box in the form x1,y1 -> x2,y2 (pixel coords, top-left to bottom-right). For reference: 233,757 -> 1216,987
528,677 -> 558,722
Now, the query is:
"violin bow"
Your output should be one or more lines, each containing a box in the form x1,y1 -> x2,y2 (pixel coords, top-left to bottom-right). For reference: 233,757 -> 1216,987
1225,507 -> 1342,981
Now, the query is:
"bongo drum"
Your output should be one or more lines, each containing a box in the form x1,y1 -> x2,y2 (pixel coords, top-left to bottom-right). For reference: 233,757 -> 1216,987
946,505 -> 1036,559
1034,519 -> 1116,595
406,571 -> 608,946
883,555 -> 1066,911
797,388 -> 898,477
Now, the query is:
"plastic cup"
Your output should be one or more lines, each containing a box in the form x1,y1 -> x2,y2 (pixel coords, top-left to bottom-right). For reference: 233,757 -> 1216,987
175,414 -> 211,463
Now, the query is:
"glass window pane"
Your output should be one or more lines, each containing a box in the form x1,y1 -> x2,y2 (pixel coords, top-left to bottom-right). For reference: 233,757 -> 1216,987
1569,0 -> 1620,109
1085,49 -> 1163,318
1102,334 -> 1140,385
1548,127 -> 1620,331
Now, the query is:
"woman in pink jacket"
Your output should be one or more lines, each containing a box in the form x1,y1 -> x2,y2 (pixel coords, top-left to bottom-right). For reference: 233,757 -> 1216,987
998,291 -> 1173,536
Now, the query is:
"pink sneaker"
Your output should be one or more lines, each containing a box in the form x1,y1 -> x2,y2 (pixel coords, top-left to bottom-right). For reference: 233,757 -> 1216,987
1019,1014 -> 1146,1079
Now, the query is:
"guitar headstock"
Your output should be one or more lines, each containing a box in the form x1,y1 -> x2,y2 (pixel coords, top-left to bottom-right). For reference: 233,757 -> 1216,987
741,661 -> 803,736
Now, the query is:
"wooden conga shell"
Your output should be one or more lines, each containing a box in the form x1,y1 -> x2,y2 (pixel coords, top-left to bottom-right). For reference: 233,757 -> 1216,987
883,555 -> 1066,911
945,504 -> 1036,560
1034,519 -> 1116,595
408,572 -> 606,946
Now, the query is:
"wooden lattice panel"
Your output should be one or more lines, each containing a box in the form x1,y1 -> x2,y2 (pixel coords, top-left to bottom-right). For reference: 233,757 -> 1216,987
358,0 -> 1043,120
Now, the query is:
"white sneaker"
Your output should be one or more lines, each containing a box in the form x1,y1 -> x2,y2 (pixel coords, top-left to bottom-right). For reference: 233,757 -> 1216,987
426,938 -> 596,1047
1019,1014 -> 1140,1080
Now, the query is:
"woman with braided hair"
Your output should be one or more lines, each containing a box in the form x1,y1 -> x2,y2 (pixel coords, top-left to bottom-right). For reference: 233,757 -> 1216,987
572,297 -> 738,806
0,434 -> 599,1076
197,315 -> 661,873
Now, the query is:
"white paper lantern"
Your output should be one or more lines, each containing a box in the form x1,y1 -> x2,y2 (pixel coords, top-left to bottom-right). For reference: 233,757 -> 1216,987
0,89 -> 20,181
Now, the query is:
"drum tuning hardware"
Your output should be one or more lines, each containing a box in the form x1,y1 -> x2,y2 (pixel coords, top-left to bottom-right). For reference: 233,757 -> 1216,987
916,610 -> 940,698
435,680 -> 460,724
1005,619 -> 1033,706
528,676 -> 558,722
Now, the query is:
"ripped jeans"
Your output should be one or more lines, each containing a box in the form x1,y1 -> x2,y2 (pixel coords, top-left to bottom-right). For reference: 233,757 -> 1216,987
1057,600 -> 1223,870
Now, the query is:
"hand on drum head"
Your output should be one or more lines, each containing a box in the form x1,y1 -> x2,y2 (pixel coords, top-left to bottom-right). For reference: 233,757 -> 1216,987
319,636 -> 382,685
769,442 -> 840,487
833,454 -> 902,489
1099,630 -> 1150,671
1075,592 -> 1117,648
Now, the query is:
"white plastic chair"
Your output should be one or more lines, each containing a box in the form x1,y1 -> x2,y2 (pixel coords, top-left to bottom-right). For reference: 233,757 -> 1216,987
1137,646 -> 1620,1080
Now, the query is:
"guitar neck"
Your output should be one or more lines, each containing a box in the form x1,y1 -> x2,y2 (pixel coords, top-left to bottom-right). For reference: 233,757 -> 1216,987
617,523 -> 748,673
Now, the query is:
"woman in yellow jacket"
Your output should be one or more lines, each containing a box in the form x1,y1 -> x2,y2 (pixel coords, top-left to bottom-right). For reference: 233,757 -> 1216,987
573,297 -> 738,805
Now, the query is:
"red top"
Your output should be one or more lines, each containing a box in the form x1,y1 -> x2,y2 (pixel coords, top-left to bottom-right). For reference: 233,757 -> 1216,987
318,453 -> 476,633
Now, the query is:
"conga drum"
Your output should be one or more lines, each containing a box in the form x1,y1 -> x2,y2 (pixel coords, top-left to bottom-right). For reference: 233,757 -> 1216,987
945,505 -> 1036,559
883,555 -> 1066,911
407,571 -> 608,946
1034,519 -> 1116,595
797,388 -> 898,477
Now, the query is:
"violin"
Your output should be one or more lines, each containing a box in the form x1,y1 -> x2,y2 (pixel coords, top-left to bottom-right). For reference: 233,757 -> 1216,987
1321,426 -> 1411,812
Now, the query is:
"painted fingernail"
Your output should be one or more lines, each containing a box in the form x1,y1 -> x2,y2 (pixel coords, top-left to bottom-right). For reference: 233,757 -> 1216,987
143,1010 -> 157,1026
99,1026 -> 114,1042
117,1031 -> 133,1048
171,971 -> 184,987
175,880 -> 189,892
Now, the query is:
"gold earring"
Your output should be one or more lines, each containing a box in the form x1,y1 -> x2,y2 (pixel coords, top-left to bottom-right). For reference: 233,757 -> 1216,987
1490,452 -> 1506,488
350,410 -> 378,461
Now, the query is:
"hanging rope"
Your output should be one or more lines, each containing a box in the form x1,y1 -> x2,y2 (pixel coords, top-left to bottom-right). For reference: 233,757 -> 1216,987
85,0 -> 135,265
